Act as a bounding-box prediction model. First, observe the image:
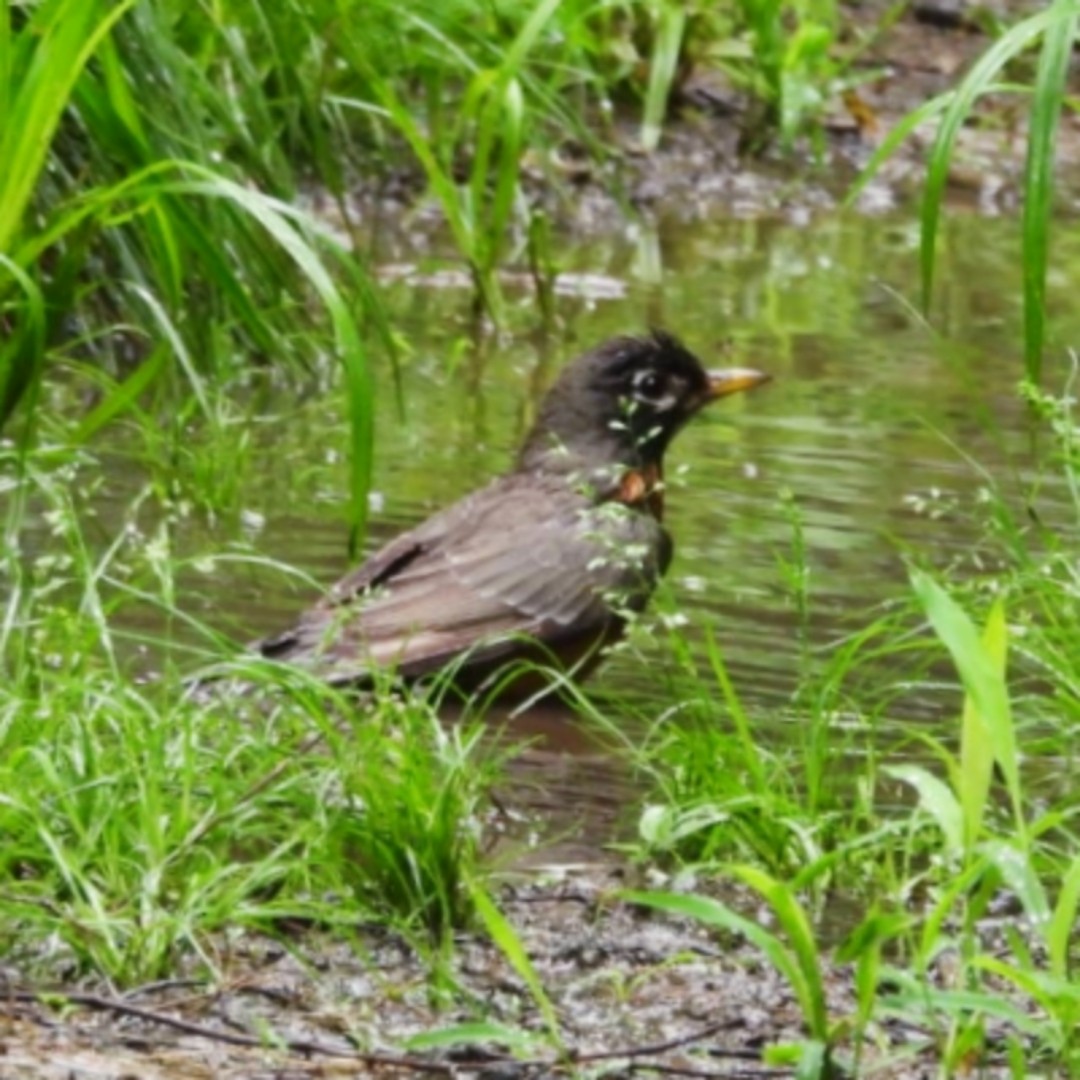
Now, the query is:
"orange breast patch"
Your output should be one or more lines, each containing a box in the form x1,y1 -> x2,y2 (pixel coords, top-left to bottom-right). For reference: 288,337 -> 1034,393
616,463 -> 664,519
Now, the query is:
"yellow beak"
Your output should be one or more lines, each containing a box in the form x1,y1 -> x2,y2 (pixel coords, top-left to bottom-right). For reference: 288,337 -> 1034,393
705,368 -> 772,400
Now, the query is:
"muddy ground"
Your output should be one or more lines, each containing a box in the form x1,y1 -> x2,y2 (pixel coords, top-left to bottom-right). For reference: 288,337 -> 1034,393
3,3 -> 1073,1077
0,869 -> 1028,1078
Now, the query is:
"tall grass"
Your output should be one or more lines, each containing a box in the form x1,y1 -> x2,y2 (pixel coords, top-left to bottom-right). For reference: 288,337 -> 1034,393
1,0 -> 388,542
354,0 -> 564,322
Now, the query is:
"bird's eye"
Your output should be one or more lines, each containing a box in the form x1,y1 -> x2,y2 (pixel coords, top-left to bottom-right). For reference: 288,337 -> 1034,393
632,369 -> 665,400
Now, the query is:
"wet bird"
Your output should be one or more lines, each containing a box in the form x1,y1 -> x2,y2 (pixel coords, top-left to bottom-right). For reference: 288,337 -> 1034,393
257,331 -> 769,693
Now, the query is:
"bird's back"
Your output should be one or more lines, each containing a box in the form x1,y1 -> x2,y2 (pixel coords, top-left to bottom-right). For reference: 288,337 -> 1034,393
257,470 -> 671,688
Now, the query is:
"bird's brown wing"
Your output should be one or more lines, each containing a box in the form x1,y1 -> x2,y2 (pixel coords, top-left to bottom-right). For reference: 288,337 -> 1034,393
257,473 -> 671,685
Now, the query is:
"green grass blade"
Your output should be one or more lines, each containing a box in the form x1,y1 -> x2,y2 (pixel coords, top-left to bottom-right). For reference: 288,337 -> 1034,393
702,627 -> 766,793
884,763 -> 963,854
793,1041 -> 829,1080
729,865 -> 829,1042
911,572 -> 1024,843
172,175 -> 373,545
405,1021 -> 543,1054
129,283 -> 210,420
972,954 -> 1080,1014
0,0 -> 140,251
623,888 -> 825,1042
959,599 -> 1006,852
882,976 -> 1048,1034
499,0 -> 564,73
484,75 -> 525,271
13,165 -> 278,363
470,883 -> 562,1049
919,6 -> 1059,312
982,839 -> 1050,929
916,855 -> 991,965
365,74 -> 476,268
1021,0 -> 1078,384
0,254 -> 46,434
1048,855 -> 1080,978
0,0 -> 10,128
642,3 -> 686,152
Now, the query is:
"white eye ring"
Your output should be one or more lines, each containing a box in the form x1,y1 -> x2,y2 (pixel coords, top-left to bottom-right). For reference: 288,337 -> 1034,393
632,368 -> 677,411
633,369 -> 664,398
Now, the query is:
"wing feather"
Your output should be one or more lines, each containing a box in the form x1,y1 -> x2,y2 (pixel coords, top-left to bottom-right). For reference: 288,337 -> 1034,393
257,472 -> 670,684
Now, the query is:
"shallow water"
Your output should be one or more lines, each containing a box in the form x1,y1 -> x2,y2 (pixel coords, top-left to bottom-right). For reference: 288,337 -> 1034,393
25,208 -> 1080,858
219,209 -> 1076,696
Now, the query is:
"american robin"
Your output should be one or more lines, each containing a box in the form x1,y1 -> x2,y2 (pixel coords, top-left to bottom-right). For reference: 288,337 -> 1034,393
257,331 -> 769,692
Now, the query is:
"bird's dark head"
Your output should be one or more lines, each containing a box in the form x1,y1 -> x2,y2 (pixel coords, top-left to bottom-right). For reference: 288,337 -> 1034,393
518,331 -> 770,478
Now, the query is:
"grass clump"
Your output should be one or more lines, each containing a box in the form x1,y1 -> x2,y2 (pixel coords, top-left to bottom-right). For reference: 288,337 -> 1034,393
324,699 -> 504,945
0,448 -> 507,985
0,660 -> 504,985
2,0 -> 382,542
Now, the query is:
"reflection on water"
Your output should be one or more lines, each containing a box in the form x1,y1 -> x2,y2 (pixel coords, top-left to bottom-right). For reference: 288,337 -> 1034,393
17,210 -> 1080,859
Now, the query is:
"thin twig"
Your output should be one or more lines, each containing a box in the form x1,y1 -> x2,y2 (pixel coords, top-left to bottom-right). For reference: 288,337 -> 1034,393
628,1065 -> 789,1079
122,978 -> 205,1000
571,1021 -> 752,1064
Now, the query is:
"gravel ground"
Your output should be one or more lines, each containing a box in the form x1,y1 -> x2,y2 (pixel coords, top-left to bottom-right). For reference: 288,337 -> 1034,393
2,868 -> 1034,1078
